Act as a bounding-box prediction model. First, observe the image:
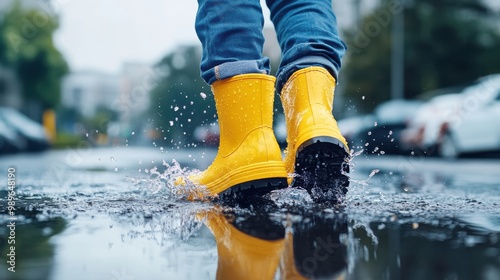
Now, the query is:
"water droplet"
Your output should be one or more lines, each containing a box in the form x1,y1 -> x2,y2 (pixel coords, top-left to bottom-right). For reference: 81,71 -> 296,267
110,157 -> 115,161
200,92 -> 207,99
174,106 -> 179,111
362,96 -> 365,100
368,131 -> 372,135
131,132 -> 135,135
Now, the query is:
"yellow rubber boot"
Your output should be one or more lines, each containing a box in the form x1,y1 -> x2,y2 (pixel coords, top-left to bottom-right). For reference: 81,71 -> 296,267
187,74 -> 288,200
281,67 -> 350,202
200,208 -> 285,280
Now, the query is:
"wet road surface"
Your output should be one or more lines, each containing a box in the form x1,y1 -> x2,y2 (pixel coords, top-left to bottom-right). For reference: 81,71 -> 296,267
1,147 -> 500,280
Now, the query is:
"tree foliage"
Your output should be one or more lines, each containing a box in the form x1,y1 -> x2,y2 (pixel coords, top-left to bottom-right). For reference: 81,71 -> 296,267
342,0 -> 500,113
0,1 -> 68,109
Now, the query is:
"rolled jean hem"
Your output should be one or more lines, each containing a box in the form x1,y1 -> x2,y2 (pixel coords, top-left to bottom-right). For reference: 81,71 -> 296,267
203,59 -> 270,85
275,55 -> 339,93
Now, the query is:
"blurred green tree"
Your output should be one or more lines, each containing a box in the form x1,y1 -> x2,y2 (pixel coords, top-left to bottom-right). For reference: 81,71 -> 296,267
342,0 -> 500,113
0,1 -> 68,111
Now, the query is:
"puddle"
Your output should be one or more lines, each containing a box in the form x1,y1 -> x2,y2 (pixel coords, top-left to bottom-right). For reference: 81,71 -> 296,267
1,148 -> 500,279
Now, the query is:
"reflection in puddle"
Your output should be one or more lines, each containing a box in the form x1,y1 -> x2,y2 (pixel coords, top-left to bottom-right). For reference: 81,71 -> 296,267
1,153 -> 500,279
3,193 -> 498,279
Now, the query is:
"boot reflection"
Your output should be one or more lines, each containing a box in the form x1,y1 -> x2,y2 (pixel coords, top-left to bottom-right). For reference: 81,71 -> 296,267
200,207 -> 286,280
201,206 -> 348,280
281,212 -> 348,280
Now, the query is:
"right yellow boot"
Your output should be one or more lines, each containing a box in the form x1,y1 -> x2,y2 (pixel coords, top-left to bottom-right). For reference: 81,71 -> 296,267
180,74 -> 288,201
281,67 -> 350,203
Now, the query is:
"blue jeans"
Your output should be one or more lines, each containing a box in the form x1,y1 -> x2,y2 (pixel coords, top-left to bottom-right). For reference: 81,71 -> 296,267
195,0 -> 346,92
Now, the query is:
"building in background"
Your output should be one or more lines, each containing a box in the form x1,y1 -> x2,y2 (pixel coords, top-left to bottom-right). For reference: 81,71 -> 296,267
59,63 -> 155,145
61,71 -> 120,118
120,62 -> 153,120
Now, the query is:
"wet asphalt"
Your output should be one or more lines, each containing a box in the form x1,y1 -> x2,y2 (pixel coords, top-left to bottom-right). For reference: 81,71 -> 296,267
0,147 -> 499,280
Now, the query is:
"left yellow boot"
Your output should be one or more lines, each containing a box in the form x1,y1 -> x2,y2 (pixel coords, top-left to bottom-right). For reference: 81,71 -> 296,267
180,74 -> 288,201
281,67 -> 350,203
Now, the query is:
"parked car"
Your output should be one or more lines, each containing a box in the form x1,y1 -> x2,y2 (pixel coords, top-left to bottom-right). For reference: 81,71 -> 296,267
439,74 -> 500,158
0,107 -> 50,154
342,100 -> 423,155
338,114 -> 375,149
0,116 -> 23,154
400,94 -> 463,155
401,74 -> 500,158
193,122 -> 220,146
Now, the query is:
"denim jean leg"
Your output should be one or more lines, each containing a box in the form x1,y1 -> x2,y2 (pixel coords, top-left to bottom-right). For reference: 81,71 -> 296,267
265,0 -> 347,92
195,0 -> 270,85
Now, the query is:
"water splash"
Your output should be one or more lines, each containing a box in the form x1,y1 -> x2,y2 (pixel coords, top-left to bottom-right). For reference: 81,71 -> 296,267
267,187 -> 313,207
126,159 -> 209,201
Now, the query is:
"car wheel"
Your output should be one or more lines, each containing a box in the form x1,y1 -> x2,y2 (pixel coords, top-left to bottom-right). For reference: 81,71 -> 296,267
439,133 -> 459,159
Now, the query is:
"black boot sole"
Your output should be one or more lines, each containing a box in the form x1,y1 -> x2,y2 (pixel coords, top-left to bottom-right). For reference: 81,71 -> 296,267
218,177 -> 288,206
292,136 -> 350,204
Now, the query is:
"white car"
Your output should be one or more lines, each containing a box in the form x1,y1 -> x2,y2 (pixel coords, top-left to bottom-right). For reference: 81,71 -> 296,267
401,74 -> 500,158
439,74 -> 500,158
400,94 -> 463,154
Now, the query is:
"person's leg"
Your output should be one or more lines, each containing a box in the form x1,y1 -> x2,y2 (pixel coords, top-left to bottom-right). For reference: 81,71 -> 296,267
266,0 -> 346,91
183,0 -> 287,201
266,0 -> 350,203
195,0 -> 270,84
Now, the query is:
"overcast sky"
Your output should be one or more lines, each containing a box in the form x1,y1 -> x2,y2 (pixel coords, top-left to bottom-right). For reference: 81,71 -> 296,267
54,0 -> 273,74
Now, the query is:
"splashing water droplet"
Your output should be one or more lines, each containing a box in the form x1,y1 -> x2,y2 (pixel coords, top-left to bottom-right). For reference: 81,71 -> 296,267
125,160 -> 210,200
267,187 -> 313,207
